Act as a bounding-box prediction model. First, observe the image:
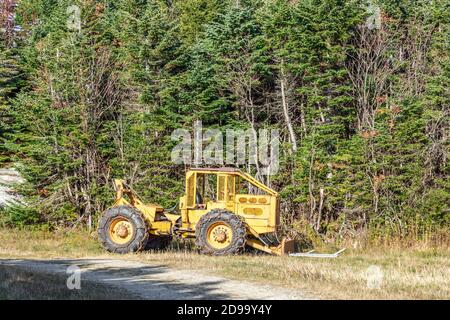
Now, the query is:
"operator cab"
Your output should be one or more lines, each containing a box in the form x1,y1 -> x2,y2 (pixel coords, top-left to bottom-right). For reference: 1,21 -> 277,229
180,167 -> 280,234
187,168 -> 244,210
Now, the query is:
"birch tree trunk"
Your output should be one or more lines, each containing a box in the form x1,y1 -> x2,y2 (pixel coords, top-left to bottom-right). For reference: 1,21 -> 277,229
279,64 -> 298,153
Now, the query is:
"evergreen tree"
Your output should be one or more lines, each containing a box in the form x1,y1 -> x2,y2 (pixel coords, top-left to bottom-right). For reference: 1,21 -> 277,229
0,0 -> 447,240
0,0 -> 23,164
6,0 -> 126,226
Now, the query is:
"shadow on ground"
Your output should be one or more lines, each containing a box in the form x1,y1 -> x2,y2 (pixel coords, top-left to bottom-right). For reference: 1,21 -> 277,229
0,258 -> 231,300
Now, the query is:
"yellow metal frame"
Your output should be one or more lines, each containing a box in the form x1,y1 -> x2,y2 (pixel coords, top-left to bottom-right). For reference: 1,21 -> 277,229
180,168 -> 279,235
246,238 -> 295,256
112,179 -> 172,236
108,168 -> 291,255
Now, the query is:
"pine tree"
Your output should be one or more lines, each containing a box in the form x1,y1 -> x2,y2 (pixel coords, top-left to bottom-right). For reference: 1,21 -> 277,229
0,0 -> 23,164
1,0 -> 447,239
108,0 -> 188,207
6,0 -> 127,226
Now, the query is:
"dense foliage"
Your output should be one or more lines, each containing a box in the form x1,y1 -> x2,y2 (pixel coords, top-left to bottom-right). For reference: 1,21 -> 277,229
0,0 -> 448,243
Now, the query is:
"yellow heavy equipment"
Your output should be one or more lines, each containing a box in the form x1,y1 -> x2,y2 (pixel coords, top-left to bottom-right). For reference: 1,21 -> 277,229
98,167 -> 295,255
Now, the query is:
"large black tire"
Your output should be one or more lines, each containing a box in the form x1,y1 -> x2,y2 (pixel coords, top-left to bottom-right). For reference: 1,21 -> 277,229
145,235 -> 172,251
98,205 -> 149,254
195,209 -> 246,255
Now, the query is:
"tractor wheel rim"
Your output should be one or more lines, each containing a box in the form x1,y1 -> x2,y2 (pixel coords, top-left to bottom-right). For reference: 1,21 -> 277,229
109,217 -> 134,245
206,222 -> 233,250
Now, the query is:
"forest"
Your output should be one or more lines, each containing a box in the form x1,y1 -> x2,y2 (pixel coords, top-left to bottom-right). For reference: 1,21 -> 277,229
0,0 -> 448,246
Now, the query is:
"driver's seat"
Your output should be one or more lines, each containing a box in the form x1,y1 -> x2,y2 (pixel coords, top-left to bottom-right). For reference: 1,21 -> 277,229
196,190 -> 204,206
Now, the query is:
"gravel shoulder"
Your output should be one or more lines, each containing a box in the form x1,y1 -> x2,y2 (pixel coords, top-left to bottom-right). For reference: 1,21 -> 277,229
0,258 -> 314,300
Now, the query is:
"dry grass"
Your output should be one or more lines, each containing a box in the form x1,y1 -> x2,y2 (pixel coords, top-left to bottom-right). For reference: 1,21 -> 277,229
0,228 -> 448,299
126,247 -> 450,299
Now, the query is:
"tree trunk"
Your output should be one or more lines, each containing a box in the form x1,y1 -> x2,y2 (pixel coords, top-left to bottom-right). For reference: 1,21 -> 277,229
279,66 -> 298,153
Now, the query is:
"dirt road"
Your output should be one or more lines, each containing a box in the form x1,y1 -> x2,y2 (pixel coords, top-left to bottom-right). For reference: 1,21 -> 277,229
0,258 -> 314,300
